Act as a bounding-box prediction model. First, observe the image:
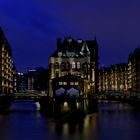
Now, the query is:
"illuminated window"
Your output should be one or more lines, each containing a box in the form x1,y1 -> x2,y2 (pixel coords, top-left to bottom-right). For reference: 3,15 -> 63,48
61,72 -> 64,76
59,82 -> 63,85
63,82 -> 67,85
77,62 -> 80,69
72,62 -> 76,69
70,82 -> 74,85
2,47 -> 4,51
75,82 -> 78,85
62,72 -> 68,76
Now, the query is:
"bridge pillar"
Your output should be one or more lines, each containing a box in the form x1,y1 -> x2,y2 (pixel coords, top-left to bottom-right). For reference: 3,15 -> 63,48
0,96 -> 11,112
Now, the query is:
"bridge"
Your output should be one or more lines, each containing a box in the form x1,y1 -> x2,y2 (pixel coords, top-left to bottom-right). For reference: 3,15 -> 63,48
10,92 -> 47,100
0,92 -> 49,112
0,90 -> 140,104
96,90 -> 140,100
0,92 -> 48,100
95,90 -> 140,109
0,92 -> 97,117
0,91 -> 140,117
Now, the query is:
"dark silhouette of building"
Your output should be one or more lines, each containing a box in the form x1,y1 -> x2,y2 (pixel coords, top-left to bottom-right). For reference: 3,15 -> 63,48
0,27 -> 13,94
16,72 -> 26,93
12,64 -> 17,93
24,67 -> 49,93
128,48 -> 140,91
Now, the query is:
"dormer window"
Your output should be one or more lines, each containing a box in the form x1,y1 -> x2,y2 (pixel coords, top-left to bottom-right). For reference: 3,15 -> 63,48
66,51 -> 71,57
78,39 -> 82,43
58,52 -> 62,57
71,52 -> 75,57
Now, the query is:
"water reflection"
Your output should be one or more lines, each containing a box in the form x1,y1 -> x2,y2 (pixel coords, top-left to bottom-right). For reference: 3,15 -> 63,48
54,120 -> 84,134
49,113 -> 98,140
0,101 -> 140,140
97,103 -> 140,140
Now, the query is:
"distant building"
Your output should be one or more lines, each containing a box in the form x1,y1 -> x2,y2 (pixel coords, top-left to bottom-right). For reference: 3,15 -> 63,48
13,64 -> 17,93
99,67 -> 111,92
25,67 -> 49,93
128,48 -> 140,91
0,27 -> 13,94
16,72 -> 26,92
99,63 -> 128,92
99,48 -> 140,93
25,69 -> 38,91
49,37 -> 99,97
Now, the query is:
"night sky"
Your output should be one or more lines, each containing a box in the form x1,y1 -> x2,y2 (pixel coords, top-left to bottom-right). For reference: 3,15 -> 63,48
0,0 -> 140,72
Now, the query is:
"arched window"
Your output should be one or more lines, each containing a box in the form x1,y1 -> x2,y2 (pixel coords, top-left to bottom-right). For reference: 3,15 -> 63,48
83,63 -> 88,73
61,62 -> 65,70
55,62 -> 59,69
66,62 -> 70,69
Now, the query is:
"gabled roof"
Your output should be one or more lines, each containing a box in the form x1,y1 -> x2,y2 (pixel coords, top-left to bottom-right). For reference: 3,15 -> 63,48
50,37 -> 98,58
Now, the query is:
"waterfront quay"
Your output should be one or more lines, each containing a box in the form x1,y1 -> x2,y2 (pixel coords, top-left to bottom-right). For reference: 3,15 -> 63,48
96,91 -> 140,107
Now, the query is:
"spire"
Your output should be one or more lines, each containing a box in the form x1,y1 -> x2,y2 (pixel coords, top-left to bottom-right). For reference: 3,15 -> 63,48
80,42 -> 90,56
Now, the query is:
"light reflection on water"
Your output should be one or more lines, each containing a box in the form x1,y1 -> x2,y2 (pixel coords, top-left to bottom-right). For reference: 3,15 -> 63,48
49,113 -> 98,140
0,101 -> 140,140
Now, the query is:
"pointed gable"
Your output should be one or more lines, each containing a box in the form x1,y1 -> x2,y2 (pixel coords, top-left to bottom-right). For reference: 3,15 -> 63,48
80,42 -> 90,56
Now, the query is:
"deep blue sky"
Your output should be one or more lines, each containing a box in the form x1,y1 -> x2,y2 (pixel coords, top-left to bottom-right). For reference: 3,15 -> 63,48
0,0 -> 140,72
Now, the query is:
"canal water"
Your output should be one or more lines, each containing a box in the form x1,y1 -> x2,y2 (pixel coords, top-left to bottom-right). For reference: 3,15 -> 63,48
0,101 -> 140,140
